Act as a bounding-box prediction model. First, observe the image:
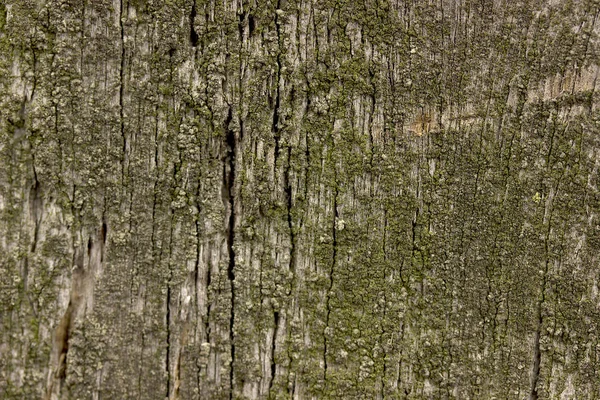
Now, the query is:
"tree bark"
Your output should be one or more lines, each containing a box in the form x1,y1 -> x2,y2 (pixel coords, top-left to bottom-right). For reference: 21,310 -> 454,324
2,0 -> 600,398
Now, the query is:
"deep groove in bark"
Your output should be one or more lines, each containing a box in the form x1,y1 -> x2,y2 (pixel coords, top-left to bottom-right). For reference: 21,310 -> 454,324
530,107 -> 564,399
193,175 -> 203,350
165,209 -> 177,400
165,285 -> 172,399
30,164 -> 42,252
380,210 -> 389,398
189,0 -> 199,47
224,107 -> 237,399
268,310 -> 280,395
323,185 -> 339,385
272,0 -> 283,169
4,2 -> 600,398
285,148 -> 296,275
100,219 -> 107,264
119,0 -> 127,180
141,104 -> 160,400
529,229 -> 550,400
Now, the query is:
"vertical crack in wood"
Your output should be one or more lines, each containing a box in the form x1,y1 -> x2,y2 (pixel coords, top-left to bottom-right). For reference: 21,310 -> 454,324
224,106 -> 237,399
268,310 -> 280,396
530,133 -> 561,400
119,0 -> 127,181
323,183 -> 338,386
26,161 -> 42,311
165,274 -> 172,399
529,217 -> 552,400
272,0 -> 283,171
530,108 -> 562,399
193,171 -> 204,388
380,209 -> 389,399
166,134 -> 183,398
190,0 -> 199,47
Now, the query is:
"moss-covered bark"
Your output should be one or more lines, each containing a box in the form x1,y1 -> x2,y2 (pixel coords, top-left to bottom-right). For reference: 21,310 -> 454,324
2,0 -> 600,398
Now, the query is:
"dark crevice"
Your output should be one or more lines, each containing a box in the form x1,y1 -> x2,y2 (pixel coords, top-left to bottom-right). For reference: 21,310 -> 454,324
530,117 -> 562,400
205,303 -> 211,344
78,0 -> 86,94
135,100 -> 161,399
284,146 -> 296,274
529,243 -> 549,400
100,219 -> 108,264
368,66 -> 376,169
323,185 -> 339,384
119,0 -> 128,181
248,14 -> 255,37
142,104 -> 160,400
299,84 -> 311,232
285,86 -> 310,395
193,182 -> 202,313
272,91 -> 281,157
165,285 -> 171,398
101,221 -> 107,245
238,11 -> 246,42
205,245 -> 212,349
530,180 -> 559,400
165,223 -> 175,400
285,87 -> 310,397
165,285 -> 172,399
272,0 -> 283,169
165,204 -> 179,399
283,145 -> 298,393
30,46 -> 38,104
189,0 -> 199,47
380,210 -> 389,399
268,310 -> 280,395
136,293 -> 147,400
29,163 -> 42,253
87,236 -> 93,258
194,174 -> 211,378
281,147 -> 296,396
272,94 -> 281,166
202,120 -> 215,376
165,125 -> 184,399
223,107 -> 237,399
0,4 -> 5,31
407,212 -> 418,287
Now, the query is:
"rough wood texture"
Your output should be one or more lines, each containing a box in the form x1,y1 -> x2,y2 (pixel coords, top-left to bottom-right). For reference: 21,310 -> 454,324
2,0 -> 600,398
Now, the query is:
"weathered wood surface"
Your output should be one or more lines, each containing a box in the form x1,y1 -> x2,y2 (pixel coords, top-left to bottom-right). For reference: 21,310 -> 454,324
2,0 -> 600,398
